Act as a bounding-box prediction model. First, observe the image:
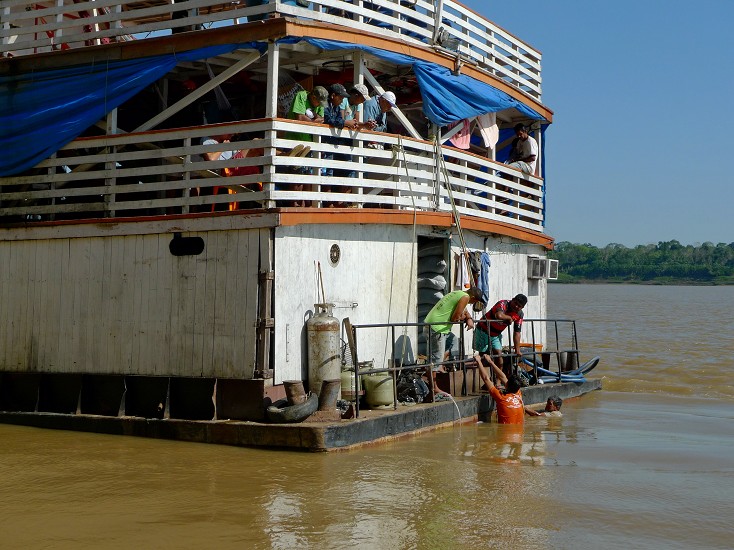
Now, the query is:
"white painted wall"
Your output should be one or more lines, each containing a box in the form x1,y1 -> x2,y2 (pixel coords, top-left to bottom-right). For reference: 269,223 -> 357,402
447,231 -> 548,354
273,224 -> 419,385
272,224 -> 550,385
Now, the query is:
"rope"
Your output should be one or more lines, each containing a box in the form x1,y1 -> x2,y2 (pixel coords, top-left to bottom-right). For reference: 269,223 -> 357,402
433,136 -> 475,287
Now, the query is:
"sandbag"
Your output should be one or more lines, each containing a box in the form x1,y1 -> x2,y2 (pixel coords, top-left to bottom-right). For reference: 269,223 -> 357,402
418,242 -> 445,258
417,275 -> 446,290
418,255 -> 447,275
418,288 -> 443,305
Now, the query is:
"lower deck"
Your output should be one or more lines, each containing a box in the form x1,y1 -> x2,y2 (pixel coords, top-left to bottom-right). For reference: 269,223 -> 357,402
0,379 -> 602,451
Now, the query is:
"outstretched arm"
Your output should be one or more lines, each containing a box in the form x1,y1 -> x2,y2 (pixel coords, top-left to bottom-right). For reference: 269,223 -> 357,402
475,353 -> 506,389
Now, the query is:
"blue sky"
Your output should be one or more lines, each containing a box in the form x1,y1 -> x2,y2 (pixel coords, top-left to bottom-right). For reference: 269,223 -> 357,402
461,0 -> 734,247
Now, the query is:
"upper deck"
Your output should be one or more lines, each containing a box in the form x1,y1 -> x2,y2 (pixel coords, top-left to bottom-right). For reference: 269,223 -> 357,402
1,3 -> 552,238
0,0 -> 542,100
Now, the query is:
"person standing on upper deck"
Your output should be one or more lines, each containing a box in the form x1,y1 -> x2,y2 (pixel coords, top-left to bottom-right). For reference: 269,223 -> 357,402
476,294 -> 527,377
323,83 -> 374,202
506,123 -> 538,175
286,86 -> 327,142
362,91 -> 397,133
340,84 -> 370,123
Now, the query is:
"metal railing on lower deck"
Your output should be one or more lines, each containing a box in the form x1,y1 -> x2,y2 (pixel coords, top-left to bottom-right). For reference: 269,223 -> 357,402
0,118 -> 545,230
347,317 -> 586,418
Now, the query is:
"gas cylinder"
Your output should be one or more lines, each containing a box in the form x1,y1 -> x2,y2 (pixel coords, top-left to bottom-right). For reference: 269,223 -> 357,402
363,372 -> 395,409
306,303 -> 341,395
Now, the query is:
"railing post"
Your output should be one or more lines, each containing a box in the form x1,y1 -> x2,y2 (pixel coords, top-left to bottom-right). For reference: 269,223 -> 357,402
182,137 -> 192,214
104,108 -> 119,218
263,43 -> 280,208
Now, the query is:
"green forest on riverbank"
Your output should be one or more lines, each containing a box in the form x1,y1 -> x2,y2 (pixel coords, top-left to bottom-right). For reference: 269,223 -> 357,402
548,241 -> 734,284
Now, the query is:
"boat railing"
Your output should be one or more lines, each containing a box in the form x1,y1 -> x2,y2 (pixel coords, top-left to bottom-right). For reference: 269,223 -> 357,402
0,118 -> 545,230
0,0 -> 542,99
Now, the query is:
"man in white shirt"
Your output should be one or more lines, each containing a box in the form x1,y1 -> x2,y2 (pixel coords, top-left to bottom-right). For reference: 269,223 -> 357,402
507,123 -> 538,175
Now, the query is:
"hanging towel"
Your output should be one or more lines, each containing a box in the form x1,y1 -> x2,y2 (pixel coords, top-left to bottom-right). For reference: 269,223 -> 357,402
477,252 -> 491,304
454,251 -> 470,289
477,112 -> 499,149
447,119 -> 472,149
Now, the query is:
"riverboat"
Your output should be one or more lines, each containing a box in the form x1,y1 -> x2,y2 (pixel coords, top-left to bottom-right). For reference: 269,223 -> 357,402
0,0 -> 598,449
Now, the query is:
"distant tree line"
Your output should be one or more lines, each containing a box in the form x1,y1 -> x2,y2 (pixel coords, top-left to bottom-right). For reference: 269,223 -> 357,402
548,241 -> 734,284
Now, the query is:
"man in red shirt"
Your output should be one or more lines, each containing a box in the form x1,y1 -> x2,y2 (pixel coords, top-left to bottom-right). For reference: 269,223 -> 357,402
475,354 -> 541,424
476,293 -> 527,377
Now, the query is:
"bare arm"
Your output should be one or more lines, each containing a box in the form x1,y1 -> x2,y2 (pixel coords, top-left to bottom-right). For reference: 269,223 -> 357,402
513,331 -> 523,357
475,354 -> 506,390
450,296 -> 474,329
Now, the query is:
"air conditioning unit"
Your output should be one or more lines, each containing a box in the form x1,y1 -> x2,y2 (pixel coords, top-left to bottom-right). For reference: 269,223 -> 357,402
527,256 -> 546,279
547,259 -> 559,280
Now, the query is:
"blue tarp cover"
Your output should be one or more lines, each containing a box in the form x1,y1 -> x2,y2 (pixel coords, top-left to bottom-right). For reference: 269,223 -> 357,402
0,37 -> 542,176
0,44 -> 263,176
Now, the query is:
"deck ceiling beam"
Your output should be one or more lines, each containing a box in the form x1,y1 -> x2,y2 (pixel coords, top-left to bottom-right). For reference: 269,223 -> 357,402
362,69 -> 422,141
134,50 -> 261,133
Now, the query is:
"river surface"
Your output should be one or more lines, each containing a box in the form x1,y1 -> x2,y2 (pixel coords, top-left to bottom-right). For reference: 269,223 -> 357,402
1,284 -> 733,549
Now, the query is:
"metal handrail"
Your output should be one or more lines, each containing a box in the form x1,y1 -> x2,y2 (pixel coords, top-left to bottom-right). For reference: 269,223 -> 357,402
348,316 -> 584,417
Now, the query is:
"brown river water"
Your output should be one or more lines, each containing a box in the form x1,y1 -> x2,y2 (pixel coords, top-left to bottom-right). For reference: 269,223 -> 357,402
1,284 -> 732,549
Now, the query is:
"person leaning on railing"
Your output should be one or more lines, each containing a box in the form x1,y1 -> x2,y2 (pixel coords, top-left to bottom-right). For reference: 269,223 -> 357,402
322,83 -> 376,205
475,293 -> 527,378
423,287 -> 484,400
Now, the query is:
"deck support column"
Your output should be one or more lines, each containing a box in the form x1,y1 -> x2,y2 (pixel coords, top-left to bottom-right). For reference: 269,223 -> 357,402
104,108 -> 118,217
263,41 -> 279,209
255,229 -> 274,380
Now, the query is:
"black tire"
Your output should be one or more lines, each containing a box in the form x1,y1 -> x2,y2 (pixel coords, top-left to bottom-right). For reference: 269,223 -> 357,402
266,392 -> 319,423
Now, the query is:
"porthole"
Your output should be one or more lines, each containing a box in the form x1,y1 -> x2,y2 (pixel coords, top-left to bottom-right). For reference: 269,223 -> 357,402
329,244 -> 341,266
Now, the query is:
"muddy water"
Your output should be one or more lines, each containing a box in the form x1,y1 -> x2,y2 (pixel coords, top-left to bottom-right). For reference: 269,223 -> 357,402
1,284 -> 732,549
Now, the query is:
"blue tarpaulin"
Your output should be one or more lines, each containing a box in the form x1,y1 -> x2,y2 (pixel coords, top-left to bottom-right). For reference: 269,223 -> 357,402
0,44 -> 264,176
0,37 -> 543,176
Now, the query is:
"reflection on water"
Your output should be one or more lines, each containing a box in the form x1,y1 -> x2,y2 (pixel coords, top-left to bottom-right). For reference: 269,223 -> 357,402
1,285 -> 733,549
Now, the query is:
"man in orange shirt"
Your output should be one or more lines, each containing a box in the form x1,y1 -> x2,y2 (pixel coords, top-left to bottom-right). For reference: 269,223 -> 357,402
475,354 -> 542,424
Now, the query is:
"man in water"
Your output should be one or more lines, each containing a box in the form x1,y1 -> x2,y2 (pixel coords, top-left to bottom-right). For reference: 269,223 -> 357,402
423,287 -> 484,398
475,354 -> 546,423
476,293 -> 527,377
540,396 -> 563,417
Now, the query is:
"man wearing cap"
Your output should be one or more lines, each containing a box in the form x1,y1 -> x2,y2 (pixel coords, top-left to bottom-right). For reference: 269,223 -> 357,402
286,86 -> 327,142
363,91 -> 396,133
323,84 -> 374,200
340,84 -> 370,123
476,294 -> 528,377
324,83 -> 373,132
423,287 -> 484,399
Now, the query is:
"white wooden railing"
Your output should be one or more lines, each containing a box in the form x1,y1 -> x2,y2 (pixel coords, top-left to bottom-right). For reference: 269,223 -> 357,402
0,119 -> 545,230
0,0 -> 542,99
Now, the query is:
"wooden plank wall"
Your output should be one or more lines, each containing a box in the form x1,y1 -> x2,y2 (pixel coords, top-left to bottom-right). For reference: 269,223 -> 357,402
0,229 -> 262,378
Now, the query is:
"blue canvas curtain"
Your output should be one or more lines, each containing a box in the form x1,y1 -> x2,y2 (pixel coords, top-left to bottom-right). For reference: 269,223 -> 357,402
0,43 -> 263,176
